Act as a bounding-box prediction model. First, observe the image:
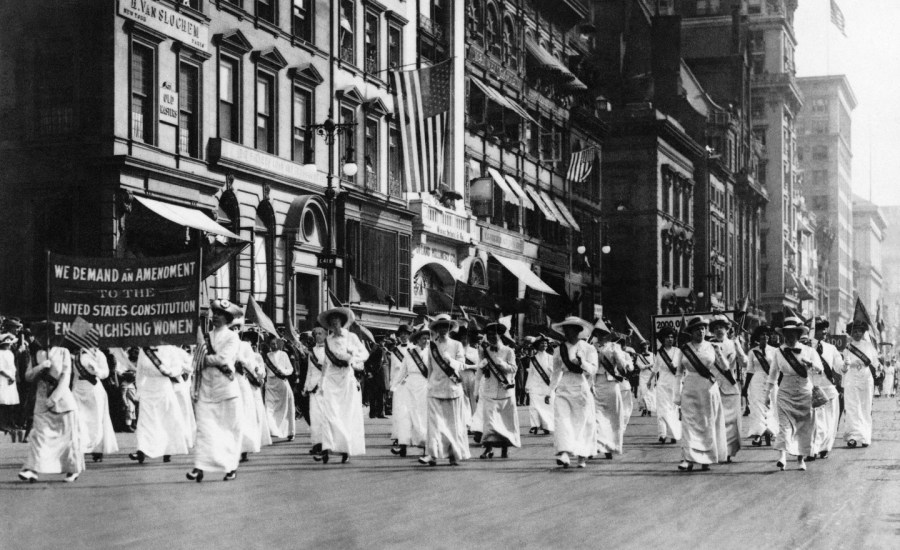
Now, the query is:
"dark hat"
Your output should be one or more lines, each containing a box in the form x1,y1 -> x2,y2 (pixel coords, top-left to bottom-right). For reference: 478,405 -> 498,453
411,327 -> 431,342
656,326 -> 677,340
709,314 -> 730,329
750,325 -> 772,342
684,316 -> 709,333
483,321 -> 507,336
813,316 -> 830,330
396,324 -> 413,335
2,317 -> 22,331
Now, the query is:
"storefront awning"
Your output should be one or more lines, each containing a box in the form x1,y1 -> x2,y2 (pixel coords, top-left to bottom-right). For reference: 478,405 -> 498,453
503,175 -> 533,210
470,77 -> 540,126
550,196 -> 580,232
487,167 -> 518,204
135,196 -> 245,240
539,190 -> 574,230
525,187 -> 558,222
412,255 -> 463,282
564,77 -> 588,91
492,253 -> 558,295
524,37 -> 576,82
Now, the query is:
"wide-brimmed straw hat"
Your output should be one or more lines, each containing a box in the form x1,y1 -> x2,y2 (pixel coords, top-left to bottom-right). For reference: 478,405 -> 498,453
317,307 -> 356,330
709,314 -> 731,329
483,321 -> 507,336
210,299 -> 243,322
776,316 -> 809,335
684,316 -> 709,333
0,333 -> 15,346
411,327 -> 432,342
551,316 -> 593,336
428,314 -> 458,332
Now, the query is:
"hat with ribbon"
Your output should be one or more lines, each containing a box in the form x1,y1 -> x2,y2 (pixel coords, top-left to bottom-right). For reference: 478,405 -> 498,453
428,314 -> 459,332
551,316 -> 594,336
684,316 -> 709,333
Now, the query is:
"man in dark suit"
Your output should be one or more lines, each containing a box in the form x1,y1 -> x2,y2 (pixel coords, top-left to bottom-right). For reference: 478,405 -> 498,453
364,340 -> 387,418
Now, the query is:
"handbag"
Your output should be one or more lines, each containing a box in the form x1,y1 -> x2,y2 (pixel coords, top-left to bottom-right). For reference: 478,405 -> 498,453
811,385 -> 830,409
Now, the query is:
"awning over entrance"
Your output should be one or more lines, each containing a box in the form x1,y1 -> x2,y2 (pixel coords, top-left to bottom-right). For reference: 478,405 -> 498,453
470,76 -> 540,125
504,175 -> 534,210
487,167 -> 518,204
550,195 -> 581,232
492,253 -> 558,295
412,256 -> 462,282
525,186 -> 558,222
135,196 -> 245,241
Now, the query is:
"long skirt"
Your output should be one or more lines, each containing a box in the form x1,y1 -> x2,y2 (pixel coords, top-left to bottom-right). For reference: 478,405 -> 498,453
237,377 -> 262,454
774,376 -> 813,457
73,382 -> 118,455
638,372 -> 656,413
721,392 -> 742,457
528,391 -> 554,431
680,375 -> 727,465
136,392 -> 189,458
594,382 -> 624,454
460,370 -> 478,416
810,394 -> 840,455
885,372 -> 896,397
320,380 -> 365,456
308,391 -> 324,445
194,397 -> 242,473
481,396 -> 521,448
24,409 -> 84,475
470,389 -> 485,434
843,368 -> 874,445
266,378 -> 296,439
554,386 -> 596,457
620,388 -> 634,429
426,396 -> 470,460
173,382 -> 196,448
253,387 -> 272,448
747,373 -> 778,436
655,377 -> 682,440
395,377 -> 428,447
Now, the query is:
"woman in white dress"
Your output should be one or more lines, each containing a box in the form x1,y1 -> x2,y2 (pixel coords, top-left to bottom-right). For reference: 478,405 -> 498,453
0,334 -> 21,438
318,306 -> 368,464
525,336 -> 555,435
636,341 -> 656,416
187,299 -> 243,483
234,325 -> 267,463
72,346 -> 118,462
392,328 -> 431,458
170,345 -> 196,449
841,319 -> 881,448
476,322 -> 520,460
884,361 -> 896,398
744,325 -> 778,447
594,325 -> 632,460
549,317 -> 598,469
303,327 -> 326,459
652,327 -> 682,444
262,336 -> 296,441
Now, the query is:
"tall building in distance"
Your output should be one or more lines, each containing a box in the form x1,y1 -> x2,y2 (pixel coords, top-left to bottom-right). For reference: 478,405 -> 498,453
796,75 -> 857,328
878,206 -> 900,345
852,195 -> 886,326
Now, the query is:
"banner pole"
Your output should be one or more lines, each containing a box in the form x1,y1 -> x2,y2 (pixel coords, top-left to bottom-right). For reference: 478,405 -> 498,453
46,249 -> 51,349
197,242 -> 204,332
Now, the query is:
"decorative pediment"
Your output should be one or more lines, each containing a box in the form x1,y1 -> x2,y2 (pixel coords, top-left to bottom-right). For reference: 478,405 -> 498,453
385,10 -> 409,26
337,87 -> 364,105
215,29 -> 253,55
252,47 -> 288,71
364,97 -> 390,117
288,64 -> 325,88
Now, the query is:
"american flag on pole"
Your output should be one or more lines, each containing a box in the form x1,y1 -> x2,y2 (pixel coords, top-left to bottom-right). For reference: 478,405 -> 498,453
566,147 -> 595,183
830,0 -> 847,37
391,59 -> 452,194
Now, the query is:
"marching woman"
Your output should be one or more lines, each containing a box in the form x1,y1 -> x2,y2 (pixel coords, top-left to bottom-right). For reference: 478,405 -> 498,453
652,328 -> 682,444
885,360 -> 896,398
262,335 -> 296,441
303,327 -> 326,459
765,317 -> 822,471
809,317 -> 843,459
19,326 -> 83,483
392,327 -> 431,458
676,316 -> 727,472
841,318 -> 881,448
709,314 -> 745,462
0,334 -> 21,439
593,323 -> 632,461
744,325 -> 778,447
388,324 -> 412,452
476,321 -> 520,460
234,326 -> 267,463
636,341 -> 656,417
525,336 -> 554,435
549,317 -> 598,469
318,306 -> 368,464
419,314 -> 470,466
187,299 -> 243,482
72,344 -> 118,463
171,346 -> 197,449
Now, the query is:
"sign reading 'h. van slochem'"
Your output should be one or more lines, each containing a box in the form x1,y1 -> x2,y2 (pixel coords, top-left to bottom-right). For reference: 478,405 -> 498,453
119,0 -> 209,52
48,251 -> 200,348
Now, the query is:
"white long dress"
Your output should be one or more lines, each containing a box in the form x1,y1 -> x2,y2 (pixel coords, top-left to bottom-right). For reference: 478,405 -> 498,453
810,339 -> 842,456
264,350 -> 296,439
236,341 -> 264,455
551,340 -> 598,458
170,347 -> 196,449
425,338 -> 470,460
252,352 -> 273,448
392,345 -> 429,448
746,345 -> 779,438
23,347 -> 84,475
479,343 -> 521,449
595,343 -> 631,455
525,351 -> 555,431
711,338 -> 744,458
636,353 -> 656,413
319,331 -> 368,456
678,342 -> 727,465
884,365 -> 896,397
766,344 -> 821,457
303,346 -> 325,447
72,349 -> 118,455
193,327 -> 243,473
841,339 -> 879,446
0,349 -> 19,406
653,347 -> 682,441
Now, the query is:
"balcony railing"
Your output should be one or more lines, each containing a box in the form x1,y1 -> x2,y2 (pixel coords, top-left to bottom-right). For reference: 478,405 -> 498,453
365,53 -> 378,75
418,13 -> 446,43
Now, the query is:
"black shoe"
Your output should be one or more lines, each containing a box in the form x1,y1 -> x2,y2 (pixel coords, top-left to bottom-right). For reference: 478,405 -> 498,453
751,436 -> 762,447
604,453 -> 613,460
473,432 -> 482,444
726,455 -> 732,463
312,454 -> 322,462
805,455 -> 817,462
341,453 -> 350,464
542,429 -> 552,435
186,468 -> 204,483
287,435 -> 294,442
92,453 -> 103,463
321,450 -> 330,464
129,451 -> 145,464
677,461 -> 693,472
819,450 -> 829,459
399,446 -> 407,458
308,443 -> 322,455
861,443 -> 869,448
223,470 -> 237,481
847,439 -> 857,448
700,464 -> 710,471
764,432 -> 772,447
376,415 -> 387,419
529,427 -> 538,435
659,437 -> 666,444
163,455 -> 171,463
479,449 -> 494,460
669,438 -> 677,444
500,447 -> 508,459
239,452 -> 248,463
776,461 -> 785,471
390,445 -> 401,455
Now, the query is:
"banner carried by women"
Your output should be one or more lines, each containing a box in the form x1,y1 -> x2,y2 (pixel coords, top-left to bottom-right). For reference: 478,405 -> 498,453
48,251 -> 200,347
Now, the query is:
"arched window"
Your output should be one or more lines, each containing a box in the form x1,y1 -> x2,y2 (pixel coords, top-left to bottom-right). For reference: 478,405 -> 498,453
216,190 -> 241,302
502,17 -> 517,70
485,4 -> 501,57
468,0 -> 484,44
254,201 -> 276,316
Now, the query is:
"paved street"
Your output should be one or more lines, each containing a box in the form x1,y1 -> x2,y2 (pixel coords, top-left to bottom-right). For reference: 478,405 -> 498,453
2,397 -> 899,550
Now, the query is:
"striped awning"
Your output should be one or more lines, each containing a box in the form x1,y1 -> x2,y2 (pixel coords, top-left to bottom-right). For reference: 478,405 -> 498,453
487,167 -> 518,204
503,175 -> 533,210
525,186 -> 558,222
470,77 -> 540,125
539,189 -> 574,231
524,37 -> 576,82
551,196 -> 581,232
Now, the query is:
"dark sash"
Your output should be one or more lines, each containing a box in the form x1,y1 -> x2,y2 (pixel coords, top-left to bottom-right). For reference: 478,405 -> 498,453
637,354 -> 652,368
680,344 -> 716,381
599,354 -> 624,382
752,348 -> 771,376
559,344 -> 583,374
429,341 -> 460,383
530,356 -> 551,386
658,348 -> 676,375
711,344 -> 738,385
309,348 -> 323,371
73,352 -> 98,385
847,344 -> 878,380
815,342 -> 835,384
391,347 -> 405,364
324,340 -> 349,368
481,343 -> 514,389
263,351 -> 290,380
236,361 -> 262,387
779,347 -> 808,378
143,348 -> 179,384
409,347 -> 429,377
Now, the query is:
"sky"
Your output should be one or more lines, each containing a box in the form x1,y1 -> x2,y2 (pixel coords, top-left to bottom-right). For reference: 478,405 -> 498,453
794,0 -> 900,206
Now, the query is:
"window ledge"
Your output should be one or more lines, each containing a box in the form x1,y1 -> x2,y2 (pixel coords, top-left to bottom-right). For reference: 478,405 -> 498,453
256,17 -> 281,37
217,1 -> 248,21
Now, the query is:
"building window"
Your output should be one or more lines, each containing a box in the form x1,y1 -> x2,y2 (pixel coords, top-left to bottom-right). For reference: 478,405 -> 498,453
485,5 -> 500,57
131,42 -> 155,144
813,145 -> 828,160
346,222 -> 409,308
388,24 -> 402,69
467,0 -> 484,45
257,0 -> 276,24
254,205 -> 277,318
388,122 -> 403,197
365,116 -> 379,189
811,98 -> 828,113
398,234 -> 410,308
339,105 -> 356,184
293,0 -> 312,41
502,18 -> 517,71
178,62 -> 201,158
219,56 -> 240,141
256,72 -> 276,153
184,0 -> 202,9
525,112 -> 539,157
340,0 -> 355,65
36,42 -> 75,137
292,87 -> 313,163
364,11 -> 379,75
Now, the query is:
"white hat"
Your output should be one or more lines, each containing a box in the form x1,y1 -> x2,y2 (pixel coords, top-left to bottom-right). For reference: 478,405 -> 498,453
428,314 -> 459,332
551,316 -> 593,336
317,307 -> 356,330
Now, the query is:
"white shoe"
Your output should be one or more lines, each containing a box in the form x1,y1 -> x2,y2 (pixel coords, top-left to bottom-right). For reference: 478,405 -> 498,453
556,452 -> 570,467
64,472 -> 80,483
18,470 -> 38,483
576,457 -> 587,468
797,458 -> 807,471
